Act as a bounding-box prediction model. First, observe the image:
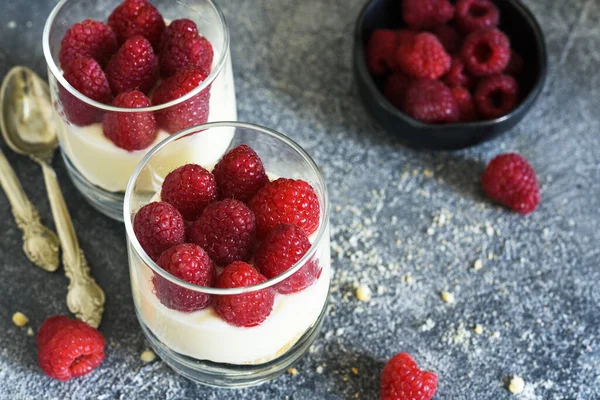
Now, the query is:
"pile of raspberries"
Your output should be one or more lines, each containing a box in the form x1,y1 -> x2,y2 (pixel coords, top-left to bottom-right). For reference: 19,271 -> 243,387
366,0 -> 524,124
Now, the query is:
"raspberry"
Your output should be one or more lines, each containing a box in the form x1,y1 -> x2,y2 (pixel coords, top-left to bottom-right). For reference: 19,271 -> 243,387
505,50 -> 525,75
108,0 -> 166,49
366,29 -> 413,76
152,67 -> 211,134
213,262 -> 275,327
60,57 -> 113,126
254,224 -> 320,294
37,316 -> 105,381
430,24 -> 461,55
159,19 -> 214,77
383,73 -> 412,109
380,353 -> 438,400
455,0 -> 500,34
59,19 -> 118,72
249,178 -> 320,239
133,201 -> 185,260
482,153 -> 540,214
189,199 -> 256,265
402,0 -> 454,30
103,90 -> 157,151
461,28 -> 510,77
443,57 -> 473,89
451,86 -> 477,122
154,243 -> 215,312
106,36 -> 158,95
161,164 -> 217,220
474,74 -> 519,119
213,145 -> 269,203
402,79 -> 459,124
396,33 -> 451,79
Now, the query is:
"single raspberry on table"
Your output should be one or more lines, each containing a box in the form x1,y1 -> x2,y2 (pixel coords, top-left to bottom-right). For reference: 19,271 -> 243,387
451,86 -> 477,122
402,79 -> 460,124
212,145 -> 269,203
254,224 -> 320,294
249,178 -> 320,239
383,73 -> 412,109
402,0 -> 454,30
482,153 -> 540,214
213,261 -> 275,327
37,315 -> 105,381
505,50 -> 525,75
380,353 -> 438,400
106,36 -> 158,95
455,0 -> 500,34
159,18 -> 214,77
154,243 -> 215,312
161,163 -> 217,220
152,67 -> 211,134
474,74 -> 519,119
366,29 -> 415,76
189,199 -> 256,265
108,0 -> 165,49
443,57 -> 473,89
396,33 -> 451,80
59,19 -> 118,72
60,57 -> 113,126
133,201 -> 185,260
461,28 -> 510,77
430,24 -> 461,55
103,90 -> 157,151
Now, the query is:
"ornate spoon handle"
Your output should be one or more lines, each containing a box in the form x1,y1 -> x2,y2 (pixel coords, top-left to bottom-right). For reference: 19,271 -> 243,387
40,161 -> 105,328
0,148 -> 59,271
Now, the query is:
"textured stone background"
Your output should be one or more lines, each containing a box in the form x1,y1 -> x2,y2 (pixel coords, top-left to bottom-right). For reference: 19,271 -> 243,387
1,0 -> 599,399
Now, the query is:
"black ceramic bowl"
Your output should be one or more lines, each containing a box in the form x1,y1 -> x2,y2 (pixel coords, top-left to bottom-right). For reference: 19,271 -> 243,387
354,0 -> 548,150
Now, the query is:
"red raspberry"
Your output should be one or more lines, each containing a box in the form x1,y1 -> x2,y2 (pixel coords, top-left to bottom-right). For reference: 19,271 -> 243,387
461,28 -> 510,77
383,73 -> 412,109
59,19 -> 118,72
213,261 -> 275,327
474,74 -> 519,119
106,36 -> 158,95
366,29 -> 414,76
133,201 -> 185,261
37,316 -> 105,381
161,163 -> 217,220
254,224 -> 320,294
189,199 -> 256,265
108,0 -> 166,49
482,153 -> 540,214
159,19 -> 214,77
402,0 -> 454,30
505,50 -> 525,75
380,353 -> 438,400
402,79 -> 459,124
451,86 -> 477,122
249,178 -> 320,239
154,243 -> 215,312
430,24 -> 461,55
212,145 -> 269,203
152,67 -> 211,134
396,33 -> 451,79
60,57 -> 113,126
455,0 -> 500,34
443,57 -> 473,89
103,90 -> 157,151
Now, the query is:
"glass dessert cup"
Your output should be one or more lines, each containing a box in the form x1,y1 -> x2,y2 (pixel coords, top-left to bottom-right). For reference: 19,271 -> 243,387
42,0 -> 237,221
123,122 -> 331,388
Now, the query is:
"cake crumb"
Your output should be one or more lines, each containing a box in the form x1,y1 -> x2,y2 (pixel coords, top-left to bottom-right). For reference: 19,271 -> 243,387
12,312 -> 29,327
485,224 -> 494,237
473,259 -> 483,270
288,367 -> 299,376
356,285 -> 372,302
354,392 -> 360,398
491,331 -> 501,339
26,327 -> 34,336
140,350 -> 156,363
316,366 -> 324,374
508,376 -> 525,394
351,367 -> 359,375
343,376 -> 349,382
423,169 -> 434,178
440,291 -> 455,304
336,328 -> 345,336
473,324 -> 484,335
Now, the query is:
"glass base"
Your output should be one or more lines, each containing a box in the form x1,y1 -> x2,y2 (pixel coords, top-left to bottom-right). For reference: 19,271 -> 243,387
136,298 -> 327,388
61,149 -> 125,221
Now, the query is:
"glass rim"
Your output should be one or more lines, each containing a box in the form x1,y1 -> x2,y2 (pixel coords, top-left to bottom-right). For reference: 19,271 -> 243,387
42,0 -> 230,113
123,121 -> 331,295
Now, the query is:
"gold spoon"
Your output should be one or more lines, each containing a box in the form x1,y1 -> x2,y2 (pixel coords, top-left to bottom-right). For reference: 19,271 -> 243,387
0,66 -> 105,328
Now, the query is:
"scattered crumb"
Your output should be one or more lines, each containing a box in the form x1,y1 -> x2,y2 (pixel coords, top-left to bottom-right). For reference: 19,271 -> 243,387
343,376 -> 349,382
485,224 -> 494,237
12,312 -> 29,327
508,376 -> 525,394
140,350 -> 156,363
287,367 -> 299,376
423,169 -> 434,178
473,324 -> 484,335
427,227 -> 435,236
491,331 -> 501,339
440,291 -> 455,304
316,366 -> 324,374
336,328 -> 345,336
473,259 -> 483,270
351,367 -> 359,375
354,392 -> 360,398
356,285 -> 372,302
419,318 -> 436,332
26,327 -> 34,336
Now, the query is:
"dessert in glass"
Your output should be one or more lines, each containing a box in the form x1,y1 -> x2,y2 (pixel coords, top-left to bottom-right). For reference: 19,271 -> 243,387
123,122 -> 331,387
42,0 -> 236,221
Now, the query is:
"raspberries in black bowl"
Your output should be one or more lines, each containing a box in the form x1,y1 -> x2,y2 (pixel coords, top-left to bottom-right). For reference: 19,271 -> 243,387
354,0 -> 547,150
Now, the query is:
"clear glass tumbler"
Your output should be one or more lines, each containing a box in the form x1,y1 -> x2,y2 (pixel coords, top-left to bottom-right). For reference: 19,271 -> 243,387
42,0 -> 236,221
123,122 -> 331,387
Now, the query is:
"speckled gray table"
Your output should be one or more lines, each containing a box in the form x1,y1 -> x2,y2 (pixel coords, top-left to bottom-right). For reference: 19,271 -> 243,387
1,0 -> 599,399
